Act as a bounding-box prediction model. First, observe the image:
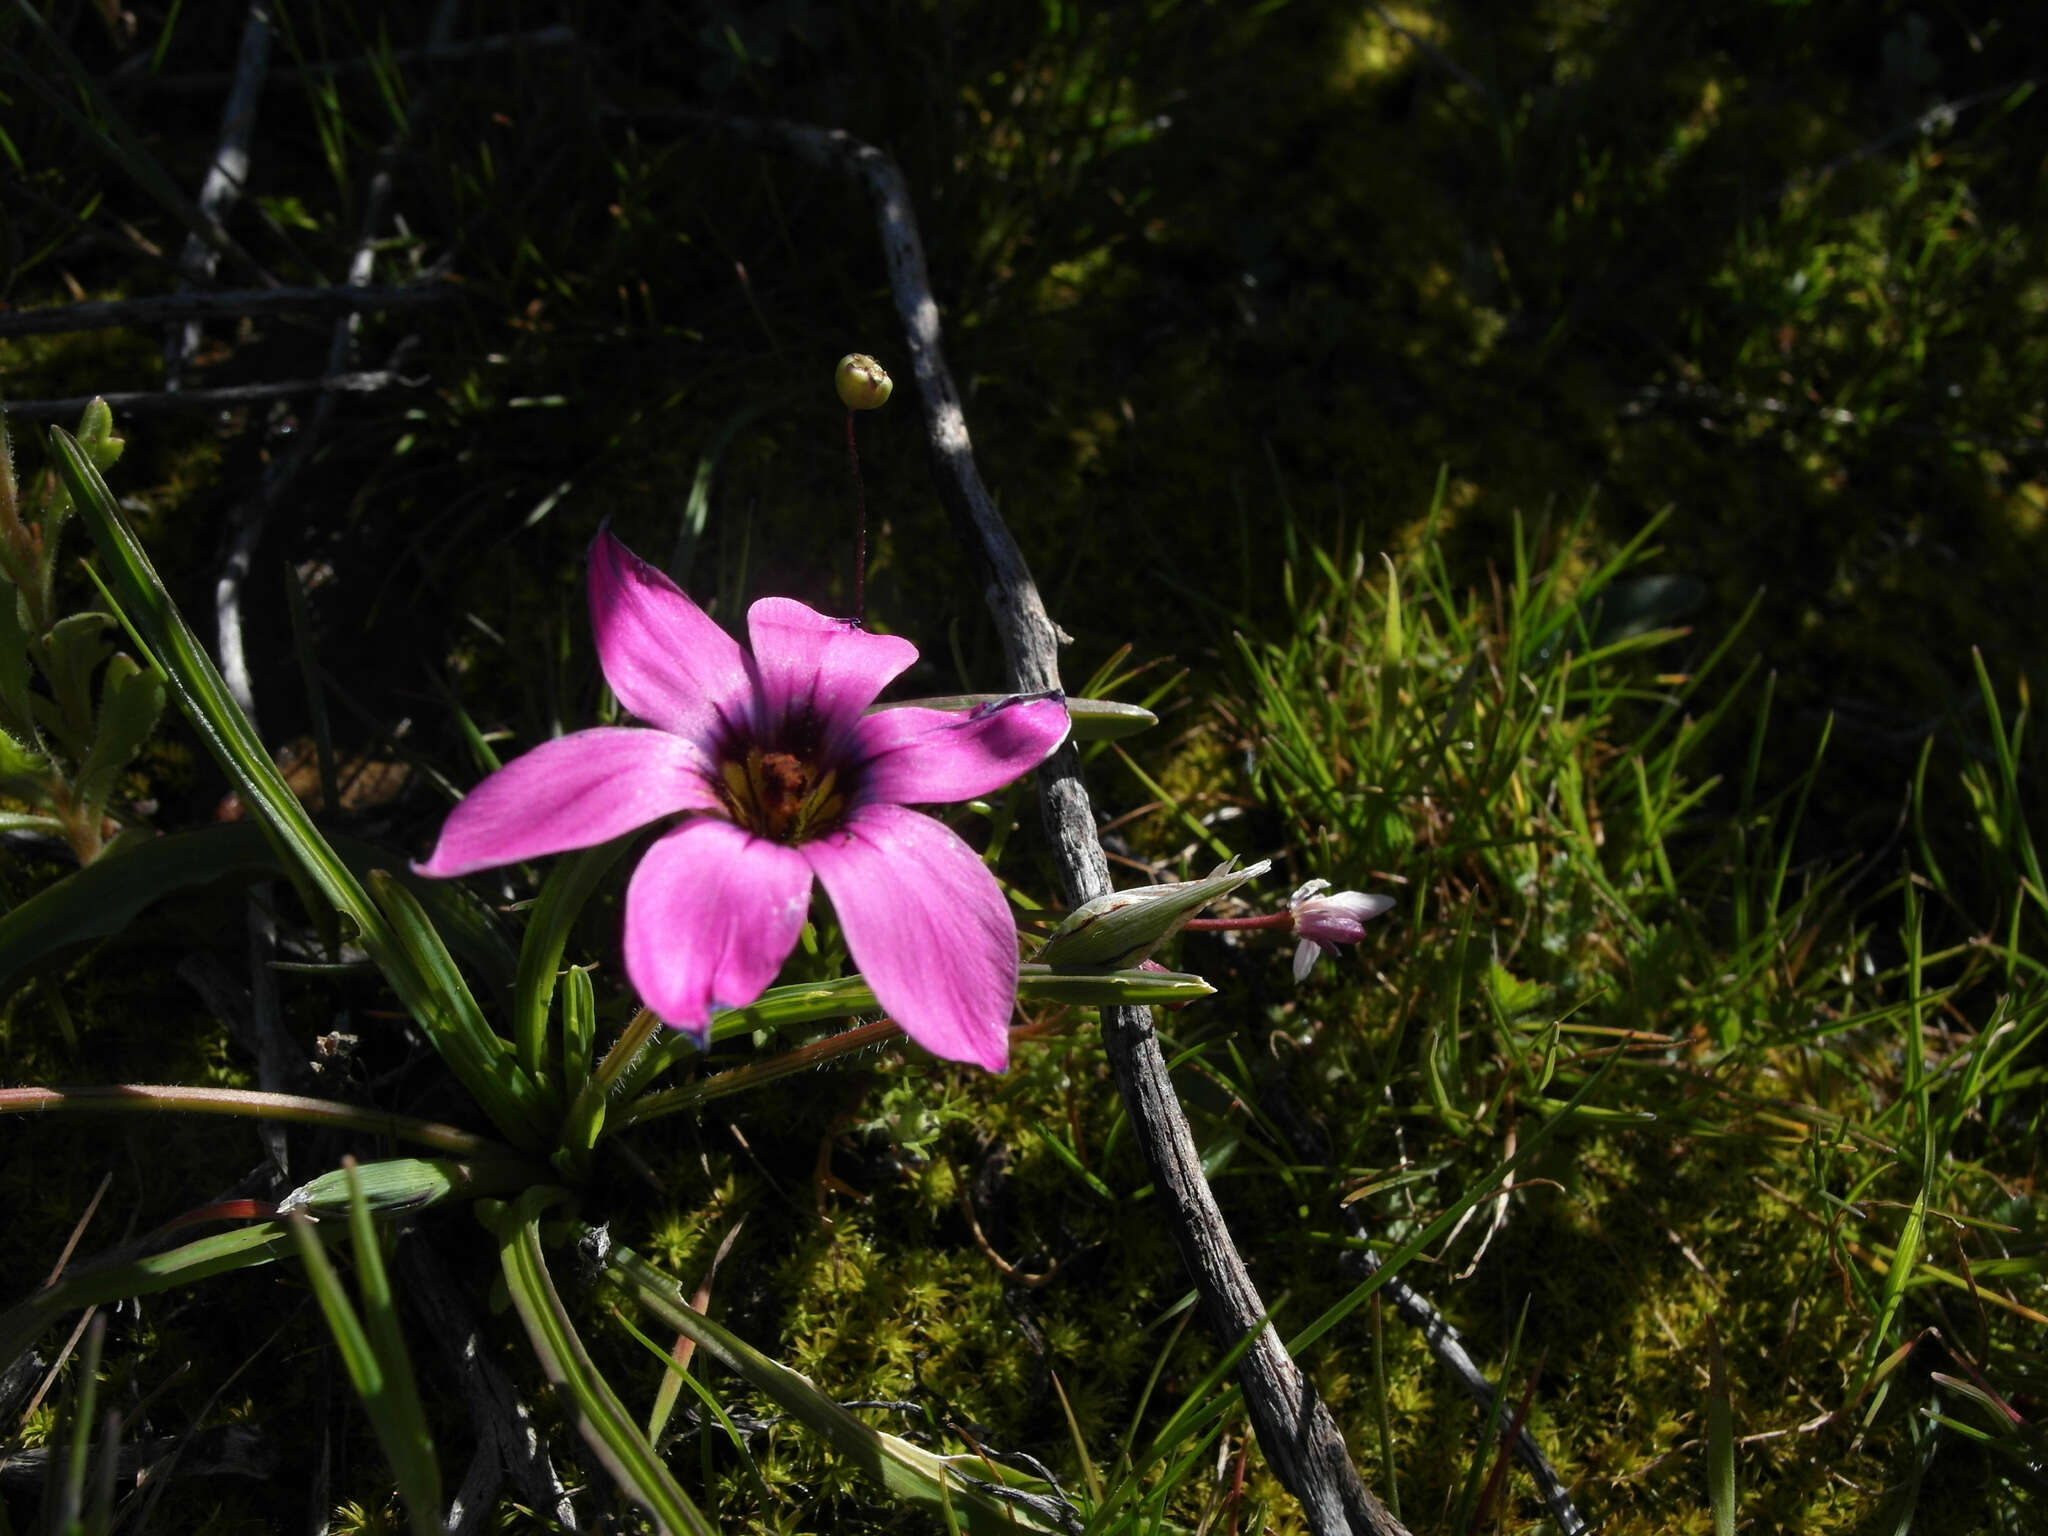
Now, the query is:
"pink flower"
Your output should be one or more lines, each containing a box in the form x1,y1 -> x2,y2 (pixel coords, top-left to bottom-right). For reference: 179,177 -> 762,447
416,529 -> 1069,1071
1289,880 -> 1395,982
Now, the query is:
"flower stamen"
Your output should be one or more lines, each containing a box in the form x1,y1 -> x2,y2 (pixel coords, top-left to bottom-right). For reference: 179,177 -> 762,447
719,747 -> 847,842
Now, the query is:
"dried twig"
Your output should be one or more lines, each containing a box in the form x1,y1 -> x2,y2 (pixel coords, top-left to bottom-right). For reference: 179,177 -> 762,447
0,282 -> 456,337
715,113 -> 1408,1536
111,24 -> 578,96
1,372 -> 413,419
1369,6 -> 1490,102
165,2 -> 275,389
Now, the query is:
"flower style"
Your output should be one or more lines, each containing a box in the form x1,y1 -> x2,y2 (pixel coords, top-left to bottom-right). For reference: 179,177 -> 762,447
416,529 -> 1069,1071
1289,879 -> 1396,982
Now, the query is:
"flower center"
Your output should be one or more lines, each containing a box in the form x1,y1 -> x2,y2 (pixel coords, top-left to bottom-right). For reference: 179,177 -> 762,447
719,746 -> 846,843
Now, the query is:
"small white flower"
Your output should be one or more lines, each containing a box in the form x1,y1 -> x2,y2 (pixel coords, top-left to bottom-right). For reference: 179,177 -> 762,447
1288,879 -> 1395,981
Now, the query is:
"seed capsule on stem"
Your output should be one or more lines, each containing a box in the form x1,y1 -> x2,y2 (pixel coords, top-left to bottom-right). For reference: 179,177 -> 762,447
835,353 -> 893,411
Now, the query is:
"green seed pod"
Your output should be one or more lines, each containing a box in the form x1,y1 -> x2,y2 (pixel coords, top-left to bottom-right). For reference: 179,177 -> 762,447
835,353 -> 893,411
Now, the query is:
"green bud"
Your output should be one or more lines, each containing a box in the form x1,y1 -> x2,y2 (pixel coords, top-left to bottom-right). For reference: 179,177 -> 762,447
74,397 -> 124,471
835,353 -> 893,411
1036,857 -> 1272,970
279,1157 -> 481,1218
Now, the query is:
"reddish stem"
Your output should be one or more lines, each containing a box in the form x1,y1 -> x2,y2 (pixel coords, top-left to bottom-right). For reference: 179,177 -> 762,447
1183,911 -> 1295,932
845,406 -> 866,623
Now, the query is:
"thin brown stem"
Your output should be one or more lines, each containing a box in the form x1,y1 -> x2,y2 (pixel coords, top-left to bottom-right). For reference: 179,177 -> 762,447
1184,912 -> 1295,932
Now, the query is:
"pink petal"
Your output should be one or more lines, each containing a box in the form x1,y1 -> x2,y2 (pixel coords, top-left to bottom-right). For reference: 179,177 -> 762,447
852,696 -> 1070,806
588,528 -> 753,743
624,817 -> 814,1040
804,803 -> 1016,1071
745,597 -> 916,745
414,727 -> 720,877
1294,892 -> 1396,945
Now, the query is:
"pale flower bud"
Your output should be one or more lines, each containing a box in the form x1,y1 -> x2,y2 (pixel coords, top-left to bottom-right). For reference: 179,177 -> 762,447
835,353 -> 893,411
1037,857 -> 1272,970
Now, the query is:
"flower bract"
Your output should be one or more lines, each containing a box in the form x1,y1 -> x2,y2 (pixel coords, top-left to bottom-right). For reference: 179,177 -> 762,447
416,529 -> 1069,1070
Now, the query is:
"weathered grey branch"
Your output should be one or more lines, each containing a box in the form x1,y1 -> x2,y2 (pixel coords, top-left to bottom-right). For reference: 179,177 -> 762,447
110,24 -> 578,96
1254,1052 -> 1588,1531
716,113 -> 1408,1536
0,283 -> 456,337
166,2 -> 274,388
1,372 -> 410,419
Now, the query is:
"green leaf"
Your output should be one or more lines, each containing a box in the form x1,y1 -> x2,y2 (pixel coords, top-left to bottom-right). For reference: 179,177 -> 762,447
560,963 -> 597,1097
366,871 -> 555,1146
72,396 -> 123,472
0,822 -> 275,989
0,821 -> 518,997
0,723 -> 50,781
611,1245 -> 1073,1533
340,1162 -> 444,1530
72,651 -> 164,818
0,584 -> 36,735
869,691 -> 1156,741
492,1194 -> 718,1536
0,1223 -> 309,1367
509,835 -> 632,1081
39,609 -> 113,748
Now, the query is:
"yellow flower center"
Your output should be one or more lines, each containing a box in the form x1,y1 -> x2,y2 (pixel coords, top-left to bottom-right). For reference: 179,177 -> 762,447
719,747 -> 845,843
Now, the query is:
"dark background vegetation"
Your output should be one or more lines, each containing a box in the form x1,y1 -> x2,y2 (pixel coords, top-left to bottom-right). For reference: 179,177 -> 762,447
4,1 -> 2046,1531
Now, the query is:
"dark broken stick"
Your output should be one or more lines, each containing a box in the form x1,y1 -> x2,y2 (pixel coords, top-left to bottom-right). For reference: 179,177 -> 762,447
1,372 -> 411,420
0,282 -> 455,337
717,113 -> 1410,1536
165,0 -> 275,389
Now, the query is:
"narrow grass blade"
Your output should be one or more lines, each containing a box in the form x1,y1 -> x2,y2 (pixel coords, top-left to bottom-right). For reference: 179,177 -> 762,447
0,1223 -> 312,1375
492,1195 -> 717,1536
340,1160 -> 443,1527
0,1083 -> 507,1155
367,870 -> 554,1144
55,1310 -> 107,1536
288,1202 -> 442,1536
1705,1314 -> 1736,1536
1287,1050 -> 1622,1357
1,4 -> 262,277
611,1244 -> 1073,1533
